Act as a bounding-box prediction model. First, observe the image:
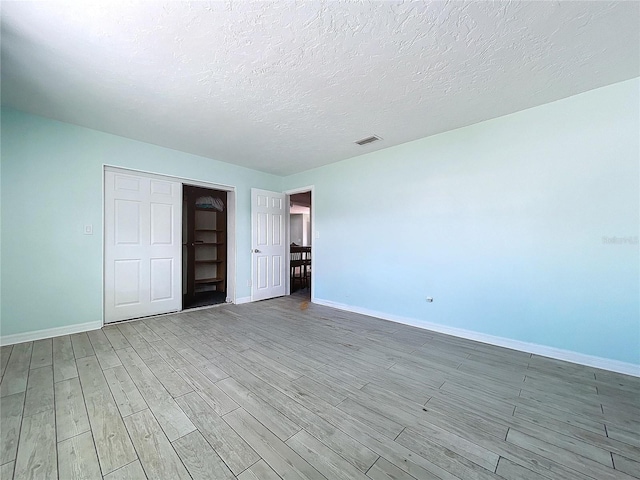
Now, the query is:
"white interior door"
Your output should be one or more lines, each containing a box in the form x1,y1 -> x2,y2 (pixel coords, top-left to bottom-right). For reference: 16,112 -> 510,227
104,170 -> 182,323
251,188 -> 286,301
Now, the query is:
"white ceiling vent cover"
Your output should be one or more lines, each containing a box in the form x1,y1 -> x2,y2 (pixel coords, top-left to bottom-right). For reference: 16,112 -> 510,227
355,135 -> 382,146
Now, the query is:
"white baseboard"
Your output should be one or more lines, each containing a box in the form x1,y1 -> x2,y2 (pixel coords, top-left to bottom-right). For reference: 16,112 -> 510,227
1,321 -> 103,346
235,296 -> 252,305
313,298 -> 640,377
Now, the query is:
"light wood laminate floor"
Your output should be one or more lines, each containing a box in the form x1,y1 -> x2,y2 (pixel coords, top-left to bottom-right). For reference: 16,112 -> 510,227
1,295 -> 638,479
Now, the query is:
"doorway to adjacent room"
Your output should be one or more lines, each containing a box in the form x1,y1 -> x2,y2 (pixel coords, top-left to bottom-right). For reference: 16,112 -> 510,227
288,190 -> 312,299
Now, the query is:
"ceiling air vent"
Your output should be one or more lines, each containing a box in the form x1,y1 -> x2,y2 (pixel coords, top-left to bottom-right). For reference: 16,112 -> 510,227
355,135 -> 382,146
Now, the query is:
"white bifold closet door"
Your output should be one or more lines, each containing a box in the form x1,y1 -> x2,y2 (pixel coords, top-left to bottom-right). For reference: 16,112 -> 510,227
104,170 -> 182,323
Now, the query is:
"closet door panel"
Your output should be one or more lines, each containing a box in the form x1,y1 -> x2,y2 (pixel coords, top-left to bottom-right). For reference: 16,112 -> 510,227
105,170 -> 182,323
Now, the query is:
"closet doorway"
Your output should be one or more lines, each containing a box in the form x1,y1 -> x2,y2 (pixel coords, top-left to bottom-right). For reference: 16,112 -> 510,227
103,166 -> 237,325
183,185 -> 229,309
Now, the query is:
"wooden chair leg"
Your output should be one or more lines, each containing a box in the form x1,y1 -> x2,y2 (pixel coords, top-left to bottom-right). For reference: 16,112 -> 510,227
291,265 -> 303,291
290,267 -> 296,291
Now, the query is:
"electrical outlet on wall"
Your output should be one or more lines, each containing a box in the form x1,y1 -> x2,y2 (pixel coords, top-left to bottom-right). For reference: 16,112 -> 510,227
247,280 -> 252,287
83,224 -> 93,235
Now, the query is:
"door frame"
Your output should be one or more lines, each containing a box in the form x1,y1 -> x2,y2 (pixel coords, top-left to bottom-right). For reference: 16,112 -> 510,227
102,165 -> 237,326
284,185 -> 315,302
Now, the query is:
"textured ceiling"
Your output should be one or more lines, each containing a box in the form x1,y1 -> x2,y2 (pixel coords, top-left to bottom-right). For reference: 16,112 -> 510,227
2,1 -> 639,176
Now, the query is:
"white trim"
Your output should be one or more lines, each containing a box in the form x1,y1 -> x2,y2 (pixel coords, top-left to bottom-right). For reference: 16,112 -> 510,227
104,165 -> 236,192
227,189 -> 237,305
313,298 -> 640,377
235,296 -> 252,305
101,166 -> 106,327
1,321 -> 102,346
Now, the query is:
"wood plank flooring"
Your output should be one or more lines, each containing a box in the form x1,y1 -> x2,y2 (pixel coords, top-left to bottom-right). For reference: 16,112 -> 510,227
1,295 -> 639,479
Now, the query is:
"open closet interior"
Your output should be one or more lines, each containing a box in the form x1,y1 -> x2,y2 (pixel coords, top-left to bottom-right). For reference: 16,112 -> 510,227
183,185 -> 228,309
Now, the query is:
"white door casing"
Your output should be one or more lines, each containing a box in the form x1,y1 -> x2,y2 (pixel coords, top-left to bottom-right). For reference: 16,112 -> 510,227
104,170 -> 182,323
251,188 -> 286,301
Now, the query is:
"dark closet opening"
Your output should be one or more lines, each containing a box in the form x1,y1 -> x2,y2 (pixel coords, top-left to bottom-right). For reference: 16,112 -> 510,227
183,185 -> 227,309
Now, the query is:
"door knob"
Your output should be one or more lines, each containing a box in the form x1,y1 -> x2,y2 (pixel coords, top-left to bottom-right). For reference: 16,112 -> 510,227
253,249 -> 261,253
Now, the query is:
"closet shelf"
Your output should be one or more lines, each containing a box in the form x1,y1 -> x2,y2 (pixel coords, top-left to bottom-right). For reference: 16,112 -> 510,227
185,185 -> 227,307
194,277 -> 224,284
195,206 -> 223,212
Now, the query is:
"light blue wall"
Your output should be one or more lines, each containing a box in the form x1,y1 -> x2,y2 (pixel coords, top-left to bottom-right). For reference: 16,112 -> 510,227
1,109 -> 280,336
284,78 -> 640,365
2,79 -> 639,365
